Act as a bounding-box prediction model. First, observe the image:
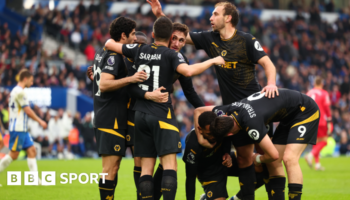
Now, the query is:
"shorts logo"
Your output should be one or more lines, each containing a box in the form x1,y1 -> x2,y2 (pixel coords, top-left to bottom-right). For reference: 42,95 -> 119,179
207,191 -> 213,198
221,50 -> 227,56
248,129 -> 260,141
126,44 -> 138,49
114,145 -> 121,152
126,135 -> 131,142
105,66 -> 114,70
187,152 -> 195,164
107,56 -> 115,66
254,41 -> 264,51
178,142 -> 182,148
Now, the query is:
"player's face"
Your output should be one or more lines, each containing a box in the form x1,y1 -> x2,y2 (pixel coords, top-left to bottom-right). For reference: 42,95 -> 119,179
210,6 -> 226,32
170,30 -> 186,52
25,76 -> 34,88
127,29 -> 137,44
199,125 -> 216,144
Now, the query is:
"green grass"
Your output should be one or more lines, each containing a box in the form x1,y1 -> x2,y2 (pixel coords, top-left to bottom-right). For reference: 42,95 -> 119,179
1,157 -> 350,199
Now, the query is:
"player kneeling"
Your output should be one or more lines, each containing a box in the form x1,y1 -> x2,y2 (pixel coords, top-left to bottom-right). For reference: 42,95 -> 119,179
195,88 -> 320,200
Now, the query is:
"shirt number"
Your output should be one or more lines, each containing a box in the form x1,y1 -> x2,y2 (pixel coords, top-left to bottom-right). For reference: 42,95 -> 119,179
93,64 -> 102,96
137,64 -> 160,91
298,126 -> 306,137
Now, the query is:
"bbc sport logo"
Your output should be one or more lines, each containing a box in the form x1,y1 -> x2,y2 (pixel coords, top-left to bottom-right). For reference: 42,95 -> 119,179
7,171 -> 108,186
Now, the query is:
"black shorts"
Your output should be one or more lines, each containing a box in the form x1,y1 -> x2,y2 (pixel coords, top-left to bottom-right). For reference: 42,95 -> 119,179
273,101 -> 319,145
94,128 -> 126,156
134,111 -> 181,157
126,121 -> 135,147
201,176 -> 228,200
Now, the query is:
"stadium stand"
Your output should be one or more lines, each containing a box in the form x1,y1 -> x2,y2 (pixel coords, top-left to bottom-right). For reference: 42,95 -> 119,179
1,0 -> 350,159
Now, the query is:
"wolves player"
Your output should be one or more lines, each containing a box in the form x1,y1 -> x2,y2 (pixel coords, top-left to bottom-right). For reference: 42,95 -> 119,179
0,69 -> 47,184
147,1 -> 278,199
92,17 -> 150,200
305,76 -> 332,170
195,88 -> 320,200
104,16 -> 224,200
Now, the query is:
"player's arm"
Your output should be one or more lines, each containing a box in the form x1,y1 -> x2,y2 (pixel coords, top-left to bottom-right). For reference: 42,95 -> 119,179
104,39 -> 123,54
146,0 -> 165,18
253,134 -> 279,164
258,56 -> 278,98
185,32 -> 194,45
128,83 -> 168,103
222,140 -> 233,167
194,106 -> 216,148
178,75 -> 204,108
183,137 -> 200,200
99,72 -> 147,93
87,66 -> 93,81
324,95 -> 333,135
176,56 -> 225,77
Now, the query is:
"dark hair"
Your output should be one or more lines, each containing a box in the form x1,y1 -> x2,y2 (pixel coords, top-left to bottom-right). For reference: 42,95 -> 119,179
173,22 -> 189,37
153,16 -> 173,42
109,17 -> 136,42
215,2 -> 239,27
198,111 -> 217,129
210,116 -> 234,141
135,31 -> 148,44
19,69 -> 33,81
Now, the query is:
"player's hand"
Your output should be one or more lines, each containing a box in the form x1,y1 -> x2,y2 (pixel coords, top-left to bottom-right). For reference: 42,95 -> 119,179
222,153 -> 232,168
146,86 -> 168,103
198,138 -> 216,149
130,71 -> 148,83
253,153 -> 262,166
146,0 -> 164,18
39,120 -> 47,129
212,56 -> 225,66
86,66 -> 93,81
261,84 -> 279,98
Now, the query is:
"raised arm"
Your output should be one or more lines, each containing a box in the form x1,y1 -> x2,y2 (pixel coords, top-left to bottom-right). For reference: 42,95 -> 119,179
193,106 -> 215,148
147,0 -> 165,18
176,56 -> 225,77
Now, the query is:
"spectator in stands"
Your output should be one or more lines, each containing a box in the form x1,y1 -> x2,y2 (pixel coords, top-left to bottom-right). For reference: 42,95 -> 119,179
66,72 -> 78,89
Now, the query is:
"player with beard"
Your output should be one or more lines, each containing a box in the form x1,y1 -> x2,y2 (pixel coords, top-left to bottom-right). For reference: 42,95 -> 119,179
147,1 -> 278,199
104,16 -> 224,200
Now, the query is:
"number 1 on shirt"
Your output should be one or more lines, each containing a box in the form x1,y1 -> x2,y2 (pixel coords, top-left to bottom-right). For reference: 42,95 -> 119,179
138,64 -> 160,91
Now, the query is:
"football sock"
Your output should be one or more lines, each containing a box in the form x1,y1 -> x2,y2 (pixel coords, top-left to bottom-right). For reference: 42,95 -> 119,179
238,164 -> 256,200
134,166 -> 141,199
0,154 -> 13,173
236,171 -> 264,199
262,164 -> 273,200
139,175 -> 154,200
312,141 -> 327,163
27,157 -> 38,171
99,179 -> 115,200
113,173 -> 118,190
288,183 -> 302,200
153,164 -> 164,200
270,176 -> 286,200
161,170 -> 177,200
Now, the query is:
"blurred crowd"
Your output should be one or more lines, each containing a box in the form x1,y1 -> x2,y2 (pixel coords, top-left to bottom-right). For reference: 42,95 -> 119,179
1,0 -> 350,157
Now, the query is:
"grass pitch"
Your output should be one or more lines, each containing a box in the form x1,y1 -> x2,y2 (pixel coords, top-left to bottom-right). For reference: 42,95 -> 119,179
0,157 -> 350,200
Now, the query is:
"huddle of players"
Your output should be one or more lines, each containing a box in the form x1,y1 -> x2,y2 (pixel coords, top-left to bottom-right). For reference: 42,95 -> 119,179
90,1 -> 320,200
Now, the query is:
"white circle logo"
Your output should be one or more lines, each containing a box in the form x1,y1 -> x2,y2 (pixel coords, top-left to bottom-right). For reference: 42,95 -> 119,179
248,129 -> 260,140
126,44 -> 138,49
254,41 -> 264,51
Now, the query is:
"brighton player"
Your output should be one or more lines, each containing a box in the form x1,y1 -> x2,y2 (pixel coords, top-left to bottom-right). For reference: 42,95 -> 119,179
0,69 -> 47,184
305,76 -> 332,170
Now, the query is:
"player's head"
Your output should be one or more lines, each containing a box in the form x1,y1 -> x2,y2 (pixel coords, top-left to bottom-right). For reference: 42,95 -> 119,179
198,111 -> 218,144
109,17 -> 137,44
18,69 -> 33,88
209,116 -> 235,141
210,2 -> 239,31
170,23 -> 189,52
152,16 -> 173,43
314,76 -> 324,88
135,31 -> 148,44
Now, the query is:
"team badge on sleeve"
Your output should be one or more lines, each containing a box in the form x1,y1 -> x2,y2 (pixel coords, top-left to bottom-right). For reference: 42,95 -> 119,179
107,56 -> 115,66
187,152 -> 195,164
126,44 -> 138,49
254,41 -> 264,51
248,129 -> 260,140
178,53 -> 185,62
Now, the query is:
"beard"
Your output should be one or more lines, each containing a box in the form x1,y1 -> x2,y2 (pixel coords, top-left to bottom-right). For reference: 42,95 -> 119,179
213,21 -> 225,32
